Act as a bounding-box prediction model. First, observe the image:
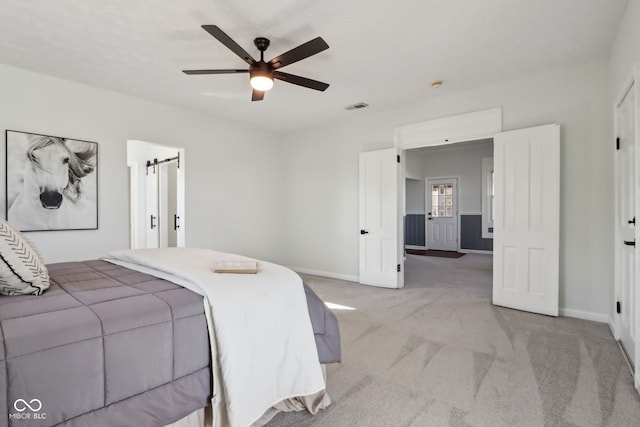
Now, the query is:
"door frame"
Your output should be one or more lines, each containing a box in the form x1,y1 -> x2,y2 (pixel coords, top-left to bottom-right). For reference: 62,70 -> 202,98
127,140 -> 186,249
127,161 -> 139,249
424,176 -> 460,251
395,108 -> 503,288
613,63 -> 640,390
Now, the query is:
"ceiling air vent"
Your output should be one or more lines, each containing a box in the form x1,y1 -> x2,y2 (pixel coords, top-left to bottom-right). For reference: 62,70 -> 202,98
345,102 -> 369,111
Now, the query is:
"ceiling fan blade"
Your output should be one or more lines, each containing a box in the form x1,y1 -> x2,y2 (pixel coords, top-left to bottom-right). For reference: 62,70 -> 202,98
274,71 -> 329,91
183,69 -> 249,75
202,25 -> 256,65
269,37 -> 329,70
252,89 -> 265,101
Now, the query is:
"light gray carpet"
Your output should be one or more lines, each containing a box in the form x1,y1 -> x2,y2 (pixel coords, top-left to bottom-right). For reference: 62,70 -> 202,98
268,254 -> 640,427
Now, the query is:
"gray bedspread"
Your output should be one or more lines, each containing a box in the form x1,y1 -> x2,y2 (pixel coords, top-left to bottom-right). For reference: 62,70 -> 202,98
0,260 -> 340,427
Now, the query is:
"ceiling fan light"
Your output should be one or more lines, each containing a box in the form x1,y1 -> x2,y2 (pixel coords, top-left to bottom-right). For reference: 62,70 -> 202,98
251,70 -> 273,92
250,75 -> 274,91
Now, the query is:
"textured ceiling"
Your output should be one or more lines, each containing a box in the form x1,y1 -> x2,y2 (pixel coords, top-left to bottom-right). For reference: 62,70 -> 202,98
0,0 -> 629,132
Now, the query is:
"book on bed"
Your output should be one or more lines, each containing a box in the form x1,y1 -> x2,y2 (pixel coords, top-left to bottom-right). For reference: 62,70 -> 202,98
214,260 -> 258,274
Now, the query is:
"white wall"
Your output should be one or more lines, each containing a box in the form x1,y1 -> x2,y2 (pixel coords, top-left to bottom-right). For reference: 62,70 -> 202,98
416,141 -> 493,214
0,64 -> 286,264
405,151 -> 424,180
283,60 -> 612,320
610,0 -> 640,95
405,178 -> 424,214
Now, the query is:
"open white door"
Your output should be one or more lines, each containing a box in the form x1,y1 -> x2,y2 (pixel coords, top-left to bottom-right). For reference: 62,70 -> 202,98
359,148 -> 401,288
493,124 -> 560,316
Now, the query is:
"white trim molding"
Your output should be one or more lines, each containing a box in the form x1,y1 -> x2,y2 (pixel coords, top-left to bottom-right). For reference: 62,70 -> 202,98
559,308 -> 609,324
394,108 -> 502,150
481,157 -> 494,239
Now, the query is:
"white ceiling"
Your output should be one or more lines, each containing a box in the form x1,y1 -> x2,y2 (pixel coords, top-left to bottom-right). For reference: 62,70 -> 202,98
0,0 -> 628,133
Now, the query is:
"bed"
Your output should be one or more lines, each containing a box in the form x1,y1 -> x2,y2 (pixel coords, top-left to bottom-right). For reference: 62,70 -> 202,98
0,252 -> 341,427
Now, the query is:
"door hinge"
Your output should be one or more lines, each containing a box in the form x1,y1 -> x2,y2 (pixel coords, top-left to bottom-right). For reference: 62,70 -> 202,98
617,301 -> 621,314
397,155 -> 400,163
616,137 -> 620,150
397,264 -> 401,272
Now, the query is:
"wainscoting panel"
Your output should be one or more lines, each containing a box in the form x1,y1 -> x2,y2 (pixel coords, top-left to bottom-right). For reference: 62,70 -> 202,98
460,214 -> 493,251
404,214 -> 425,246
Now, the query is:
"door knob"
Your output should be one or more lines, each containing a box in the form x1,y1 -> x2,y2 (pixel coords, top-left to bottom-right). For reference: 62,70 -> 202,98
360,230 -> 369,235
624,240 -> 636,247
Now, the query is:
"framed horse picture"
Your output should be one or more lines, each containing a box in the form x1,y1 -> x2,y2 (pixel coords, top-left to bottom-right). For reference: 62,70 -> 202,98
5,130 -> 98,231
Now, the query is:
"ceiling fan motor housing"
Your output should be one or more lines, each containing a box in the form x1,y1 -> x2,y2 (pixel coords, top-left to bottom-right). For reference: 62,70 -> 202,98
250,61 -> 274,81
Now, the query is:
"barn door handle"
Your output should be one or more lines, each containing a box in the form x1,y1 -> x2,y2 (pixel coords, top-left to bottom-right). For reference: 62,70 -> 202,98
150,215 -> 157,229
360,230 -> 369,235
624,240 -> 635,247
174,215 -> 180,230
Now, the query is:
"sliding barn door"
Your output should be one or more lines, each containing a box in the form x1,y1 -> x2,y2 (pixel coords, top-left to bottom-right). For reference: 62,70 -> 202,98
493,124 -> 560,316
145,168 -> 159,249
359,148 -> 401,288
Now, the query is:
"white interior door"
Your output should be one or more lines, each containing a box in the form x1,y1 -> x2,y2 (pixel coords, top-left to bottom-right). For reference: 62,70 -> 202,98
159,161 -> 179,248
617,82 -> 636,365
426,178 -> 458,251
493,124 -> 560,316
145,168 -> 159,249
359,148 -> 400,288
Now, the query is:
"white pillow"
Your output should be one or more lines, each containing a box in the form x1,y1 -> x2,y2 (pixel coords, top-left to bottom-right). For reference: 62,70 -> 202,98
0,220 -> 50,295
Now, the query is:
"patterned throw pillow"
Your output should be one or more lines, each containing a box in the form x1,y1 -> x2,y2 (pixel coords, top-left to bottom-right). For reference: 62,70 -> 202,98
0,220 -> 50,295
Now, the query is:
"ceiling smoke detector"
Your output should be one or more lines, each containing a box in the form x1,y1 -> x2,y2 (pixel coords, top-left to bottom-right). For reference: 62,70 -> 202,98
345,102 -> 369,111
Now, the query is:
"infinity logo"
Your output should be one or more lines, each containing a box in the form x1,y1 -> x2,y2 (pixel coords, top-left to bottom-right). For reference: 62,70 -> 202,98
13,398 -> 42,412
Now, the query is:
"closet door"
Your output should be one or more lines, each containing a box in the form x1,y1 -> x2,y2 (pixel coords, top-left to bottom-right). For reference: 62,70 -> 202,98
616,81 -> 637,368
145,167 -> 160,248
159,162 -> 179,248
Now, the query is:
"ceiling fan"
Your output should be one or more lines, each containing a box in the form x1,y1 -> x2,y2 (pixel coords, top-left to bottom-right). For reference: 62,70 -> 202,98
183,25 -> 330,101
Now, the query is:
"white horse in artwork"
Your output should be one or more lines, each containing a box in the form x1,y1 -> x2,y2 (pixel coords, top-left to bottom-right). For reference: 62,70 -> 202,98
8,136 -> 97,231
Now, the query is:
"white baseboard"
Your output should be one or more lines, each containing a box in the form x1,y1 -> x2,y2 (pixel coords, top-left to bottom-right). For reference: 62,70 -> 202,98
609,317 -> 619,340
459,249 -> 493,255
405,245 -> 426,250
289,267 -> 359,283
289,267 -> 609,325
559,308 -> 609,323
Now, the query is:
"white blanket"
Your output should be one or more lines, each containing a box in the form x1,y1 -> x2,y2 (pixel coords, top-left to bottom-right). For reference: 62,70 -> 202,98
104,248 -> 325,427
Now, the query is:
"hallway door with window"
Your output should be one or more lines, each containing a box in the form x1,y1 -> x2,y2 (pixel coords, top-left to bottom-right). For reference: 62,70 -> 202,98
426,178 -> 458,251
